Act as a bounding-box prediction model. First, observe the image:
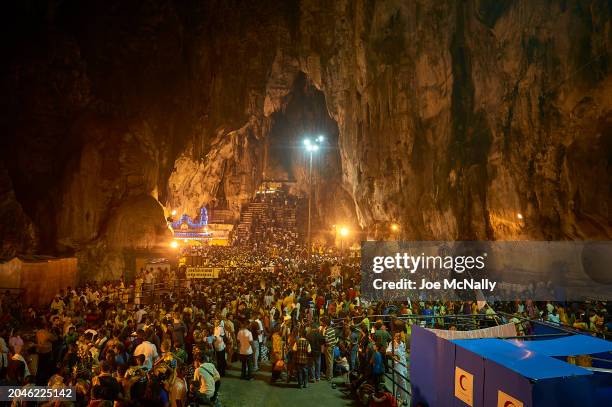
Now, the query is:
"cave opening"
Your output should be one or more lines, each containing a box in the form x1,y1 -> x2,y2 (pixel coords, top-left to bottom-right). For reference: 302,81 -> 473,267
259,72 -> 344,243
263,72 -> 340,187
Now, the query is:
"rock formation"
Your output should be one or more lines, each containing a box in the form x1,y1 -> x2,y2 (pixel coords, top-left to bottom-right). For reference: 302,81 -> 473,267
1,0 -> 610,279
0,165 -> 38,257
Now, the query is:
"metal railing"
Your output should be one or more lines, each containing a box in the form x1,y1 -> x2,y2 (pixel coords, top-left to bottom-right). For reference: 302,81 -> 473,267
336,312 -> 612,401
0,287 -> 25,296
331,313 -> 503,401
130,280 -> 190,306
0,287 -> 25,303
497,311 -> 612,341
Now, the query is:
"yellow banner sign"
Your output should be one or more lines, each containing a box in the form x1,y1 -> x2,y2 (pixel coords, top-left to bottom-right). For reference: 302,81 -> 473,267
497,390 -> 523,407
454,366 -> 474,406
186,267 -> 221,278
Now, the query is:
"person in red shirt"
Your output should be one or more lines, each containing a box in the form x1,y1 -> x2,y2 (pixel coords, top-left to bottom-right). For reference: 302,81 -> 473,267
316,294 -> 325,313
369,385 -> 398,407
347,287 -> 356,301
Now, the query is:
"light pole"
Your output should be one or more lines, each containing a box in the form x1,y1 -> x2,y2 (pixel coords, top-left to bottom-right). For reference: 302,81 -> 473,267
303,135 -> 324,254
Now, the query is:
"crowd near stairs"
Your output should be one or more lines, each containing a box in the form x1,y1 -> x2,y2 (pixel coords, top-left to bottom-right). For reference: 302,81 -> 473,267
235,191 -> 299,243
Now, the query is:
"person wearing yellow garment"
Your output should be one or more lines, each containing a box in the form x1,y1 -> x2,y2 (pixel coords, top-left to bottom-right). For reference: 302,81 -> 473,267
361,316 -> 370,334
470,301 -> 478,314
275,298 -> 283,315
50,295 -> 65,315
282,293 -> 294,310
587,310 -> 602,332
573,313 -> 589,330
558,306 -> 569,325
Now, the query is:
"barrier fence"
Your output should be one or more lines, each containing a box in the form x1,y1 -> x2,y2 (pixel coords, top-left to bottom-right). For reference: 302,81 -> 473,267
330,312 -> 610,402
0,287 -> 25,297
329,313 -> 504,400
498,311 -> 612,341
131,280 -> 190,307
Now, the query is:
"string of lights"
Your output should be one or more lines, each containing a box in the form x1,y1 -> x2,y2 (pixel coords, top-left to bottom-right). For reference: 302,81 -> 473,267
170,207 -> 209,229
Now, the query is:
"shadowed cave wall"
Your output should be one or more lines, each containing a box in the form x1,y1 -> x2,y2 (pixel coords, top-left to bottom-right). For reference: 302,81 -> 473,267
1,0 -> 610,280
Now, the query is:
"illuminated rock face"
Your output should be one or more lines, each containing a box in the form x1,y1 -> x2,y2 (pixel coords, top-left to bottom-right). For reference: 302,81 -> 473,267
75,194 -> 171,281
1,1 -> 611,278
167,118 -> 267,219
165,0 -> 612,241
296,0 -> 612,241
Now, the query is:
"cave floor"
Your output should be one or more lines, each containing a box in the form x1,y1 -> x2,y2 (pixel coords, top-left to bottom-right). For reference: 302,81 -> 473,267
218,360 -> 355,407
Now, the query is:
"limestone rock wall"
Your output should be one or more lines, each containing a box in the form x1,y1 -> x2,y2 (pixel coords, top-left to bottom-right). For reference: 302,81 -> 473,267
167,118 -> 267,217
0,165 -> 38,258
168,0 -> 611,241
299,0 -> 611,240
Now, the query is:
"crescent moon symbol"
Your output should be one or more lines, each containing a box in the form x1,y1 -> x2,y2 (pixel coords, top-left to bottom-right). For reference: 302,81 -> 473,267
459,374 -> 467,391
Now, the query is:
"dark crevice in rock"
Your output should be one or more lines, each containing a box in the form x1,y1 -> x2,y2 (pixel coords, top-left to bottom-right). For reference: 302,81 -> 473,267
449,2 -> 492,239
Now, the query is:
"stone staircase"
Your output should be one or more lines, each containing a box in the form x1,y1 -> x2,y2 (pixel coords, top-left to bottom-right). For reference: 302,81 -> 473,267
208,209 -> 234,224
234,194 -> 301,243
236,201 -> 268,240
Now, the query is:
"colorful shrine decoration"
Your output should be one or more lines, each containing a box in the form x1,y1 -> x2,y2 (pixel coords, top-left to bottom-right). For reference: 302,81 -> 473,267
170,207 -> 212,240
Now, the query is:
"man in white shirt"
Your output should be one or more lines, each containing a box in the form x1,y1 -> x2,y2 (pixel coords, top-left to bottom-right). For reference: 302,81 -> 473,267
134,306 -> 147,324
144,270 -> 153,285
236,322 -> 254,380
144,270 -> 153,297
264,292 -> 274,308
252,317 -> 264,371
193,355 -> 220,402
133,331 -> 158,370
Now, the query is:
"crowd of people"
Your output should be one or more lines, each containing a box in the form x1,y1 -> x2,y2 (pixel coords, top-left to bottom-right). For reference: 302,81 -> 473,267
1,195 -> 611,406
234,187 -> 300,250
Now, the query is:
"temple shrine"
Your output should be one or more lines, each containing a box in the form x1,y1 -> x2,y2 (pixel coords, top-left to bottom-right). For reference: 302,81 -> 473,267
170,207 -> 212,242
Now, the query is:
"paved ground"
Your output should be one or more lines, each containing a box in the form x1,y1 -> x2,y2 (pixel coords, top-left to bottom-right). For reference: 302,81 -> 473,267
217,360 -> 355,407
